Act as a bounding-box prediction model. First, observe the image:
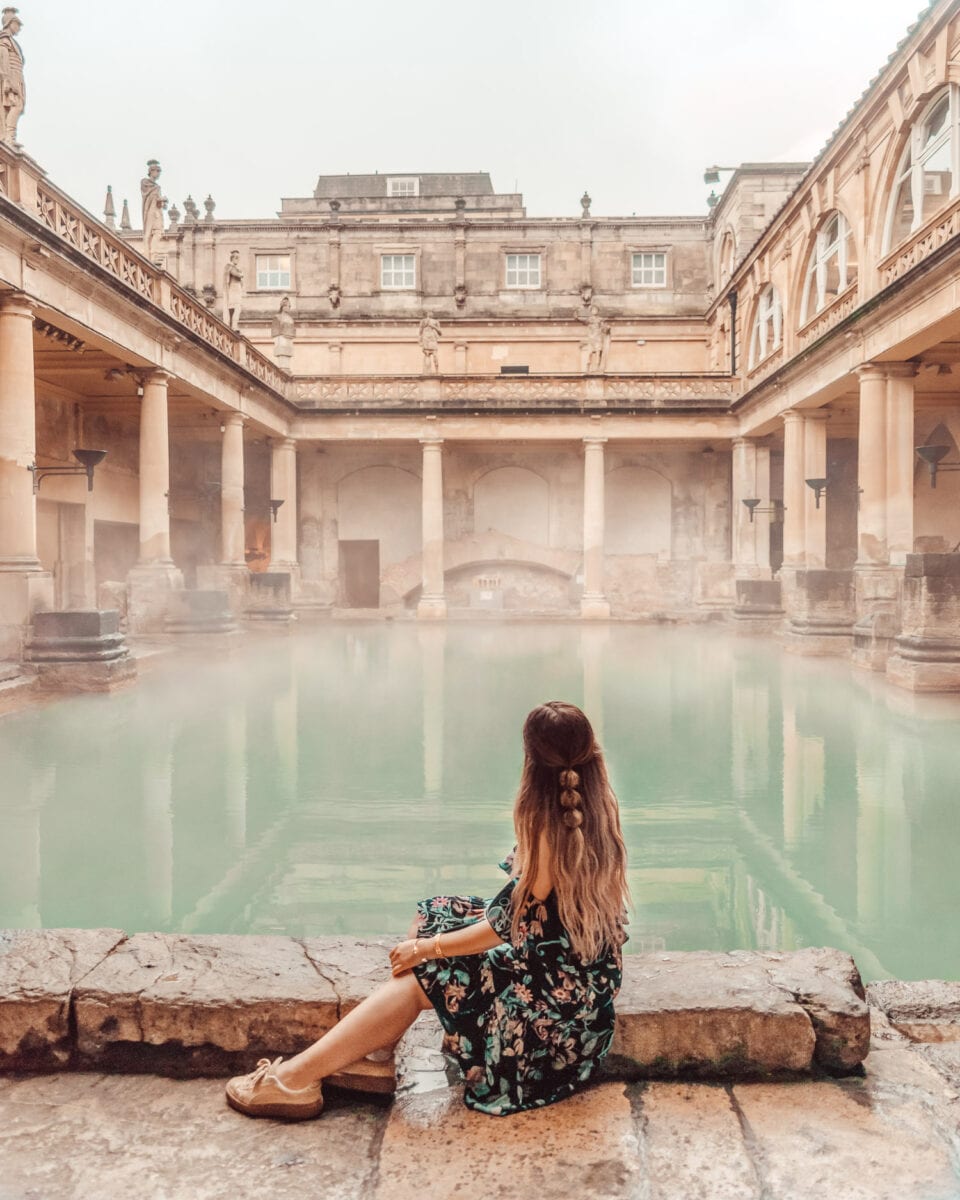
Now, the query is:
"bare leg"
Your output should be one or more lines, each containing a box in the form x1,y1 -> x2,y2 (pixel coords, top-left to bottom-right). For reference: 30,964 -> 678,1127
275,972 -> 431,1091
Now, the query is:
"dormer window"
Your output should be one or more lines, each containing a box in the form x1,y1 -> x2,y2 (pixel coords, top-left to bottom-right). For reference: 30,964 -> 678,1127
387,177 -> 419,197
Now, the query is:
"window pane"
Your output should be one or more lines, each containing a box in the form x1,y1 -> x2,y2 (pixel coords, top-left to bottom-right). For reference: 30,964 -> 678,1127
922,137 -> 953,221
890,175 -> 914,246
924,95 -> 950,147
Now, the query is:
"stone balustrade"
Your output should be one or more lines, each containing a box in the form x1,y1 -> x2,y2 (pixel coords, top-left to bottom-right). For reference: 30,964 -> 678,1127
0,928 -> 870,1085
292,373 -> 738,412
0,144 -> 288,398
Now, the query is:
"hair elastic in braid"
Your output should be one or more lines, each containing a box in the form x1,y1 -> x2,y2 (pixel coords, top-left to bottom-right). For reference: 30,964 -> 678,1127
558,767 -> 583,829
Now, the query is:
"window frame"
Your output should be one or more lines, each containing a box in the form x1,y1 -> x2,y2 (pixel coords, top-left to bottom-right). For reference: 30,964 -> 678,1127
386,176 -> 420,198
379,251 -> 417,291
630,249 -> 669,289
748,284 -> 783,370
882,85 -> 960,254
504,251 -> 543,290
799,211 -> 857,326
253,251 -> 294,292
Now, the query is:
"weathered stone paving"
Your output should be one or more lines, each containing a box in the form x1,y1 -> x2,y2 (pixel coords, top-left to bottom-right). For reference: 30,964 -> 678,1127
1,1012 -> 958,1200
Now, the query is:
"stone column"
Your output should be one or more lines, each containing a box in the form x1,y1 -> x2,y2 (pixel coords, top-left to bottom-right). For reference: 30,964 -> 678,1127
138,371 -> 173,565
856,366 -> 888,567
0,293 -> 52,656
127,370 -> 183,631
885,364 -> 917,566
781,411 -> 806,568
269,437 -> 299,572
221,414 -> 246,567
732,437 -> 772,575
802,413 -> 829,570
581,436 -> 610,619
418,438 -> 447,619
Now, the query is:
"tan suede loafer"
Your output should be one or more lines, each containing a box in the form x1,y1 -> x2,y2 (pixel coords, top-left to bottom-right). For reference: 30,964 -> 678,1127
225,1057 -> 324,1120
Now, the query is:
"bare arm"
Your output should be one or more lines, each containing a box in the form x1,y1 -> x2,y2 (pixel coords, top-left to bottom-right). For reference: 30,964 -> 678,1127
390,918 -> 503,977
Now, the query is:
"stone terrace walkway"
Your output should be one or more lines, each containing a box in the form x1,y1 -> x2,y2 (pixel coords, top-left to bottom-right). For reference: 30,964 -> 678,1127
2,1010 -> 959,1200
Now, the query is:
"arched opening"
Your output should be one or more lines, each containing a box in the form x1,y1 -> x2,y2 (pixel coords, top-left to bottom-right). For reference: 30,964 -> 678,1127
605,466 -> 673,557
474,467 -> 549,545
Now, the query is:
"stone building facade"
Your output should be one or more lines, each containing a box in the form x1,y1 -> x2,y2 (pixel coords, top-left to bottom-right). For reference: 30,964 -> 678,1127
2,0 -> 960,688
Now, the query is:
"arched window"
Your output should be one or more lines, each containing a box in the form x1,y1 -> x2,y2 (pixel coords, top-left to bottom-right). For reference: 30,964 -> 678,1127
748,285 -> 783,369
884,87 -> 959,253
800,212 -> 858,325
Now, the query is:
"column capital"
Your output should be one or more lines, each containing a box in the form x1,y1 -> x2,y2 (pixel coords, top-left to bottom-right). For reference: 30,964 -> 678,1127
420,437 -> 444,448
782,408 -> 805,426
583,435 -> 607,447
142,368 -> 173,388
221,411 -> 247,429
270,436 -> 297,451
0,291 -> 37,318
884,362 -> 920,379
855,362 -> 888,381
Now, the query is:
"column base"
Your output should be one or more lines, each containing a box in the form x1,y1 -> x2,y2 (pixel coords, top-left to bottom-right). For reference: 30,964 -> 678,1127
0,568 -> 54,660
887,641 -> 960,692
782,569 -> 855,657
731,579 -> 784,636
850,565 -> 903,672
417,594 -> 448,620
197,564 -> 250,616
580,594 -> 611,620
24,609 -> 136,693
127,563 -> 184,635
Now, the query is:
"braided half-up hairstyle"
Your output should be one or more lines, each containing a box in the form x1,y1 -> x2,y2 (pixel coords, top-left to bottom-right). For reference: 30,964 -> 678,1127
510,701 -> 629,963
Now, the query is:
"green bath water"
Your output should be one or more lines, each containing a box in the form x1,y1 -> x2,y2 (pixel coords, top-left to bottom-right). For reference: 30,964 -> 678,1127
2,623 -> 958,984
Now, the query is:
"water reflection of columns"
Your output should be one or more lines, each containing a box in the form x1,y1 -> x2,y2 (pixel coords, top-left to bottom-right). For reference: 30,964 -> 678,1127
580,625 -> 608,744
224,701 -> 247,850
780,681 -> 824,846
420,626 -> 446,798
142,727 -> 174,928
0,758 -> 49,928
854,720 -> 910,926
731,658 -> 770,803
272,645 -> 299,809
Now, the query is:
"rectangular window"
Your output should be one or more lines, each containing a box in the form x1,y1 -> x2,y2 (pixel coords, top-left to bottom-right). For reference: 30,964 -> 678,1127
381,253 -> 416,289
632,252 -> 667,287
255,254 -> 292,290
505,253 -> 541,288
387,177 -> 419,197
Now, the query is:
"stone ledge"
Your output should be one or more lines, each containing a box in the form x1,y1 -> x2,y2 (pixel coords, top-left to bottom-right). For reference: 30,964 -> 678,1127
867,980 -> 960,1043
0,930 -> 871,1084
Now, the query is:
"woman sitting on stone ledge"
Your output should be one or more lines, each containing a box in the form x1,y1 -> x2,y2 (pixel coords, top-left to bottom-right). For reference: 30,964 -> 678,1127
226,700 -> 630,1119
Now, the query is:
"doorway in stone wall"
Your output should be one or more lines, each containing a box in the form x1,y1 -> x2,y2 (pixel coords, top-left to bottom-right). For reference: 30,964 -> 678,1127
339,540 -> 380,607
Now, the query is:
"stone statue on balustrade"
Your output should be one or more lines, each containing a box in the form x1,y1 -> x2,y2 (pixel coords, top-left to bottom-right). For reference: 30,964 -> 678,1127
140,159 -> 167,263
419,312 -> 441,375
0,7 -> 25,146
223,250 -> 244,330
271,296 -> 296,371
579,305 -> 610,374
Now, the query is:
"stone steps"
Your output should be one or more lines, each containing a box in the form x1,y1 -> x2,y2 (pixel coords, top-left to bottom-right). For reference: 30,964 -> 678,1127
0,929 -> 871,1084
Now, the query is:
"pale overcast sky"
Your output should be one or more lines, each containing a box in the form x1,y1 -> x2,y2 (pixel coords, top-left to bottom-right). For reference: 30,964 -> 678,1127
20,0 -> 930,222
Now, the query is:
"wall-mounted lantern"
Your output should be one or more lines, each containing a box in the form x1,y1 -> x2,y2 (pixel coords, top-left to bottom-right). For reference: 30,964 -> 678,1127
916,444 -> 960,488
28,449 -> 107,493
742,498 -> 785,524
805,478 -> 828,509
269,498 -> 285,523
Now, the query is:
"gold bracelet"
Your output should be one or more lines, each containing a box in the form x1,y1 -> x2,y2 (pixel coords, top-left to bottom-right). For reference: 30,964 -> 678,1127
414,939 -> 422,962
435,934 -> 446,959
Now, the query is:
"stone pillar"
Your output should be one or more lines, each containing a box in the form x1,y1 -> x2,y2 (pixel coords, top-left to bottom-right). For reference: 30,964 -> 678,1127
127,370 -> 182,632
269,438 -> 299,573
856,366 -> 888,567
803,413 -> 829,570
581,436 -> 610,619
732,437 -> 772,576
885,364 -> 917,566
221,414 -> 246,567
418,438 -> 447,619
781,411 -> 806,568
420,626 -> 445,796
138,371 -> 173,565
0,293 -> 53,657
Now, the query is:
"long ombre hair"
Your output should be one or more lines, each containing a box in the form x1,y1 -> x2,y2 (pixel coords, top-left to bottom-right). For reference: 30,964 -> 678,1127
510,701 -> 629,962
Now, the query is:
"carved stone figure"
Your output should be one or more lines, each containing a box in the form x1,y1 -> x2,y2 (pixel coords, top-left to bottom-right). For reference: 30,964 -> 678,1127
271,296 -> 296,370
579,305 -> 609,374
579,283 -> 593,307
140,160 -> 167,262
419,312 -> 441,374
454,283 -> 467,308
0,7 -> 25,146
223,250 -> 243,329
327,282 -> 341,309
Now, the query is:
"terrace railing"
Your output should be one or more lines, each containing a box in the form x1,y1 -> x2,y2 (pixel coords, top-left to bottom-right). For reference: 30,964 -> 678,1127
0,145 -> 289,397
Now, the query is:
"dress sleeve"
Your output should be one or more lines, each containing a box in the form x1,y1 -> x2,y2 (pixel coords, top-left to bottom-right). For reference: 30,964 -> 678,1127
497,847 -> 517,875
484,876 -> 517,942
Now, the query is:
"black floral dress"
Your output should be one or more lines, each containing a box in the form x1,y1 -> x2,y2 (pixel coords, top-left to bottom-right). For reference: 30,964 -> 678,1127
411,857 -> 624,1116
